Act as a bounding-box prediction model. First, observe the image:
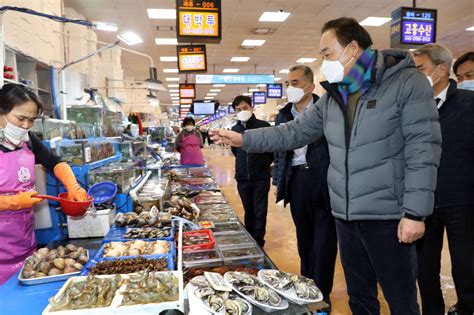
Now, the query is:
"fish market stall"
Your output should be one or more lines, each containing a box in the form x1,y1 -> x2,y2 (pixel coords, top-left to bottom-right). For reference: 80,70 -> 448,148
0,164 -> 328,314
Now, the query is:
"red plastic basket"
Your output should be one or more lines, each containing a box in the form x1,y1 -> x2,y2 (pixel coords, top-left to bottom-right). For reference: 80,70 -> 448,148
181,229 -> 215,251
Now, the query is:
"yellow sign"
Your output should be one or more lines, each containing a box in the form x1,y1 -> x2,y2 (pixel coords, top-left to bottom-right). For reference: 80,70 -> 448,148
179,11 -> 219,37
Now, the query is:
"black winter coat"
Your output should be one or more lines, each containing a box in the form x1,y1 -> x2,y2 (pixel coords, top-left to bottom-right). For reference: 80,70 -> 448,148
231,115 -> 274,181
435,79 -> 474,208
272,94 -> 331,209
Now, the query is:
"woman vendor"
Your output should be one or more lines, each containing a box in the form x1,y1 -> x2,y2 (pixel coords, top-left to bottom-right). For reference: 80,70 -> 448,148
0,84 -> 87,284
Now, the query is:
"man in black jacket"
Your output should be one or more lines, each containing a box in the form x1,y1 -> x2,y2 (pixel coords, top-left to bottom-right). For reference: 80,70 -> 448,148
231,95 -> 274,247
414,44 -> 474,315
273,65 -> 337,305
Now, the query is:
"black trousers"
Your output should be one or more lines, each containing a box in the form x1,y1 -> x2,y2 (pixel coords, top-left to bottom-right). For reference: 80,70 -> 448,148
336,218 -> 420,315
237,178 -> 270,247
416,206 -> 474,315
288,167 -> 337,300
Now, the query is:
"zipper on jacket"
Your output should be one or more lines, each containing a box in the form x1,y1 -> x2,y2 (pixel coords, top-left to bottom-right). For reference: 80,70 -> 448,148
247,154 -> 250,180
352,101 -> 365,137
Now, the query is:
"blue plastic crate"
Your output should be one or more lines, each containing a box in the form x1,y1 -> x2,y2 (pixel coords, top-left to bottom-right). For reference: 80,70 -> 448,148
103,222 -> 175,243
80,253 -> 174,275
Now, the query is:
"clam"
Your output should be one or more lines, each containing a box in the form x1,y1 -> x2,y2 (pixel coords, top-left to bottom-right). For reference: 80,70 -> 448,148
224,299 -> 242,315
64,258 -> 76,267
77,247 -> 87,256
65,244 -> 78,252
67,251 -> 80,259
57,246 -> 66,257
53,258 -> 65,270
128,249 -> 141,256
208,294 -> 224,312
267,289 -> 282,306
39,261 -> 51,274
73,263 -> 84,271
45,252 -> 58,262
77,255 -> 88,265
22,270 -> 36,279
254,285 -> 269,303
36,272 -> 47,278
37,247 -> 49,256
48,268 -> 62,276
33,252 -> 45,263
63,266 -> 77,274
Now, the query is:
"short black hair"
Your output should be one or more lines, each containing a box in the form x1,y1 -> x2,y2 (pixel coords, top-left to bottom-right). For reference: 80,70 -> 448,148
453,51 -> 474,75
0,83 -> 43,115
232,95 -> 252,110
182,117 -> 195,127
322,17 -> 373,49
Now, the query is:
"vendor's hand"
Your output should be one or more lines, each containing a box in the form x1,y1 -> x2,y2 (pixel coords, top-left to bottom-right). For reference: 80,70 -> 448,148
67,184 -> 88,202
209,129 -> 243,147
18,191 -> 43,208
397,218 -> 425,243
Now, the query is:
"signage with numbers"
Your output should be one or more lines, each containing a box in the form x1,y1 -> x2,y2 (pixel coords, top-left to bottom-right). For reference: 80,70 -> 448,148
176,0 -> 222,43
177,45 -> 207,72
228,105 -> 235,114
180,98 -> 193,104
253,91 -> 266,105
179,84 -> 196,99
267,83 -> 283,98
195,74 -> 275,85
390,7 -> 437,48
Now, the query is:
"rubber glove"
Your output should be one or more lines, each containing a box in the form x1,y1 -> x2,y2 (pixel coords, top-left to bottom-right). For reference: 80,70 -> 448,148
53,162 -> 88,202
0,191 -> 43,211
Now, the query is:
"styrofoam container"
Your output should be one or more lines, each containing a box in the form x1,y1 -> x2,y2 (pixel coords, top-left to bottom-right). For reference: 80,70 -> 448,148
42,271 -> 184,315
67,208 -> 115,238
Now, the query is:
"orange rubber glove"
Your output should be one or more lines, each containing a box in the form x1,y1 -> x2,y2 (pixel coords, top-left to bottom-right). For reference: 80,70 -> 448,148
0,191 -> 43,211
53,162 -> 88,202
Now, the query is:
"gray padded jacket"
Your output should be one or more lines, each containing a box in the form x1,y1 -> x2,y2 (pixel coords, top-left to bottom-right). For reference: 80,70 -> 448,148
242,49 -> 442,221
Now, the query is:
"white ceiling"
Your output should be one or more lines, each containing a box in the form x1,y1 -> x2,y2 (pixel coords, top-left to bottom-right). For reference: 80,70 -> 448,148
64,0 -> 474,107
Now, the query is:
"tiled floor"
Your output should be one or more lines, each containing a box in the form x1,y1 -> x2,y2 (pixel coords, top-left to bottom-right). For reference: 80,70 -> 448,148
203,146 -> 457,314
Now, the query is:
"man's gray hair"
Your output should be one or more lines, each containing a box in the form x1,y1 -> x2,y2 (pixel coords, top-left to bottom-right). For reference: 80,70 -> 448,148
413,43 -> 453,74
289,64 -> 314,83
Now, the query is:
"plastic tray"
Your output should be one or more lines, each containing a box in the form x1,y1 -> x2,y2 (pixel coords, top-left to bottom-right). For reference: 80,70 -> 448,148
183,248 -> 223,268
212,222 -> 246,235
182,229 -> 215,251
193,194 -> 228,205
80,254 -> 175,275
214,232 -> 256,248
94,240 -> 175,261
219,244 -> 265,264
103,224 -> 175,242
18,250 -> 89,286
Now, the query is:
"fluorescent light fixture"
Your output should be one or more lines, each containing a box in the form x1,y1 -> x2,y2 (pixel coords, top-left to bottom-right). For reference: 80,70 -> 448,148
171,97 -> 180,100
256,84 -> 266,87
258,11 -> 291,22
209,89 -> 221,92
466,26 -> 474,31
296,57 -> 318,63
166,77 -> 180,81
223,68 -> 239,73
168,84 -> 179,88
359,17 -> 391,26
150,99 -> 159,106
213,84 -> 226,87
155,38 -> 178,45
160,56 -> 178,62
163,68 -> 179,73
282,96 -> 287,99
241,39 -> 266,46
204,100 -> 212,103
172,101 -> 180,104
242,92 -> 252,96
205,96 -> 214,99
92,21 -> 119,32
279,69 -> 289,73
147,9 -> 176,19
169,89 -> 179,93
117,31 -> 143,45
181,104 -> 191,108
274,77 -> 282,81
170,93 -> 179,97
231,57 -> 250,62
207,93 -> 218,96
248,88 -> 259,92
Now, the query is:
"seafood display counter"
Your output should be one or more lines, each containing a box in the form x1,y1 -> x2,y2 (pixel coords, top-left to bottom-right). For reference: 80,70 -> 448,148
0,165 -> 328,314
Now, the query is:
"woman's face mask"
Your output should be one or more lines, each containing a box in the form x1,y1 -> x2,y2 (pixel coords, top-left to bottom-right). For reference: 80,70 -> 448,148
185,125 -> 194,132
1,115 -> 31,147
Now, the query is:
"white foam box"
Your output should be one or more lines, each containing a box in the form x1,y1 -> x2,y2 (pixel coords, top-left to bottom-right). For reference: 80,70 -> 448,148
67,208 -> 115,239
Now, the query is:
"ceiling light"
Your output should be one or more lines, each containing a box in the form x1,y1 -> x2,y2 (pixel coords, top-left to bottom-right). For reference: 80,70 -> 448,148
248,88 -> 259,92
163,68 -> 179,73
147,9 -> 176,19
279,69 -> 289,73
169,89 -> 179,93
168,84 -> 179,88
213,84 -> 226,87
150,99 -> 159,106
160,56 -> 178,62
242,92 -> 252,96
205,96 -> 214,99
466,26 -> 474,31
145,67 -> 167,92
274,77 -> 282,81
296,57 -> 318,63
170,93 -> 179,97
359,17 -> 391,27
172,101 -> 180,104
223,68 -> 239,73
155,38 -> 178,45
204,100 -> 212,103
258,11 -> 291,22
241,39 -> 266,47
166,77 -> 180,81
231,57 -> 250,62
117,31 -> 143,45
282,96 -> 287,99
207,93 -> 218,96
256,84 -> 266,87
171,97 -> 179,100
209,89 -> 221,92
181,104 -> 191,108
92,21 -> 119,32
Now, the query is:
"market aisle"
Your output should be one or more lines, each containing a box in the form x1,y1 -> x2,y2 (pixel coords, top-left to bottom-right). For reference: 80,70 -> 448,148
203,146 -> 457,315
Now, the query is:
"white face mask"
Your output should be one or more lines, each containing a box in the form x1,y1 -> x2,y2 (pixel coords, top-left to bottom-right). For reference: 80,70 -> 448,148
426,65 -> 441,87
286,83 -> 310,104
184,125 -> 194,132
320,45 -> 357,84
236,110 -> 252,122
457,79 -> 474,91
2,115 -> 30,146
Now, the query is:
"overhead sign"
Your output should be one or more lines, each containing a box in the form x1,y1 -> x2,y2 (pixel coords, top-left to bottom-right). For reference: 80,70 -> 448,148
177,45 -> 207,72
267,83 -> 283,98
227,105 -> 235,114
253,91 -> 267,105
180,98 -> 193,104
176,0 -> 222,43
179,83 -> 196,99
390,7 -> 437,49
195,74 -> 275,85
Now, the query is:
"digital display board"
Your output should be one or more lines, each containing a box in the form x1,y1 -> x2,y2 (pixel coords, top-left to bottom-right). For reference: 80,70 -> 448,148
179,83 -> 196,99
195,74 -> 275,85
391,7 -> 437,49
253,91 -> 266,105
193,101 -> 216,115
267,83 -> 283,98
177,45 -> 207,72
176,0 -> 222,44
227,105 -> 235,114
